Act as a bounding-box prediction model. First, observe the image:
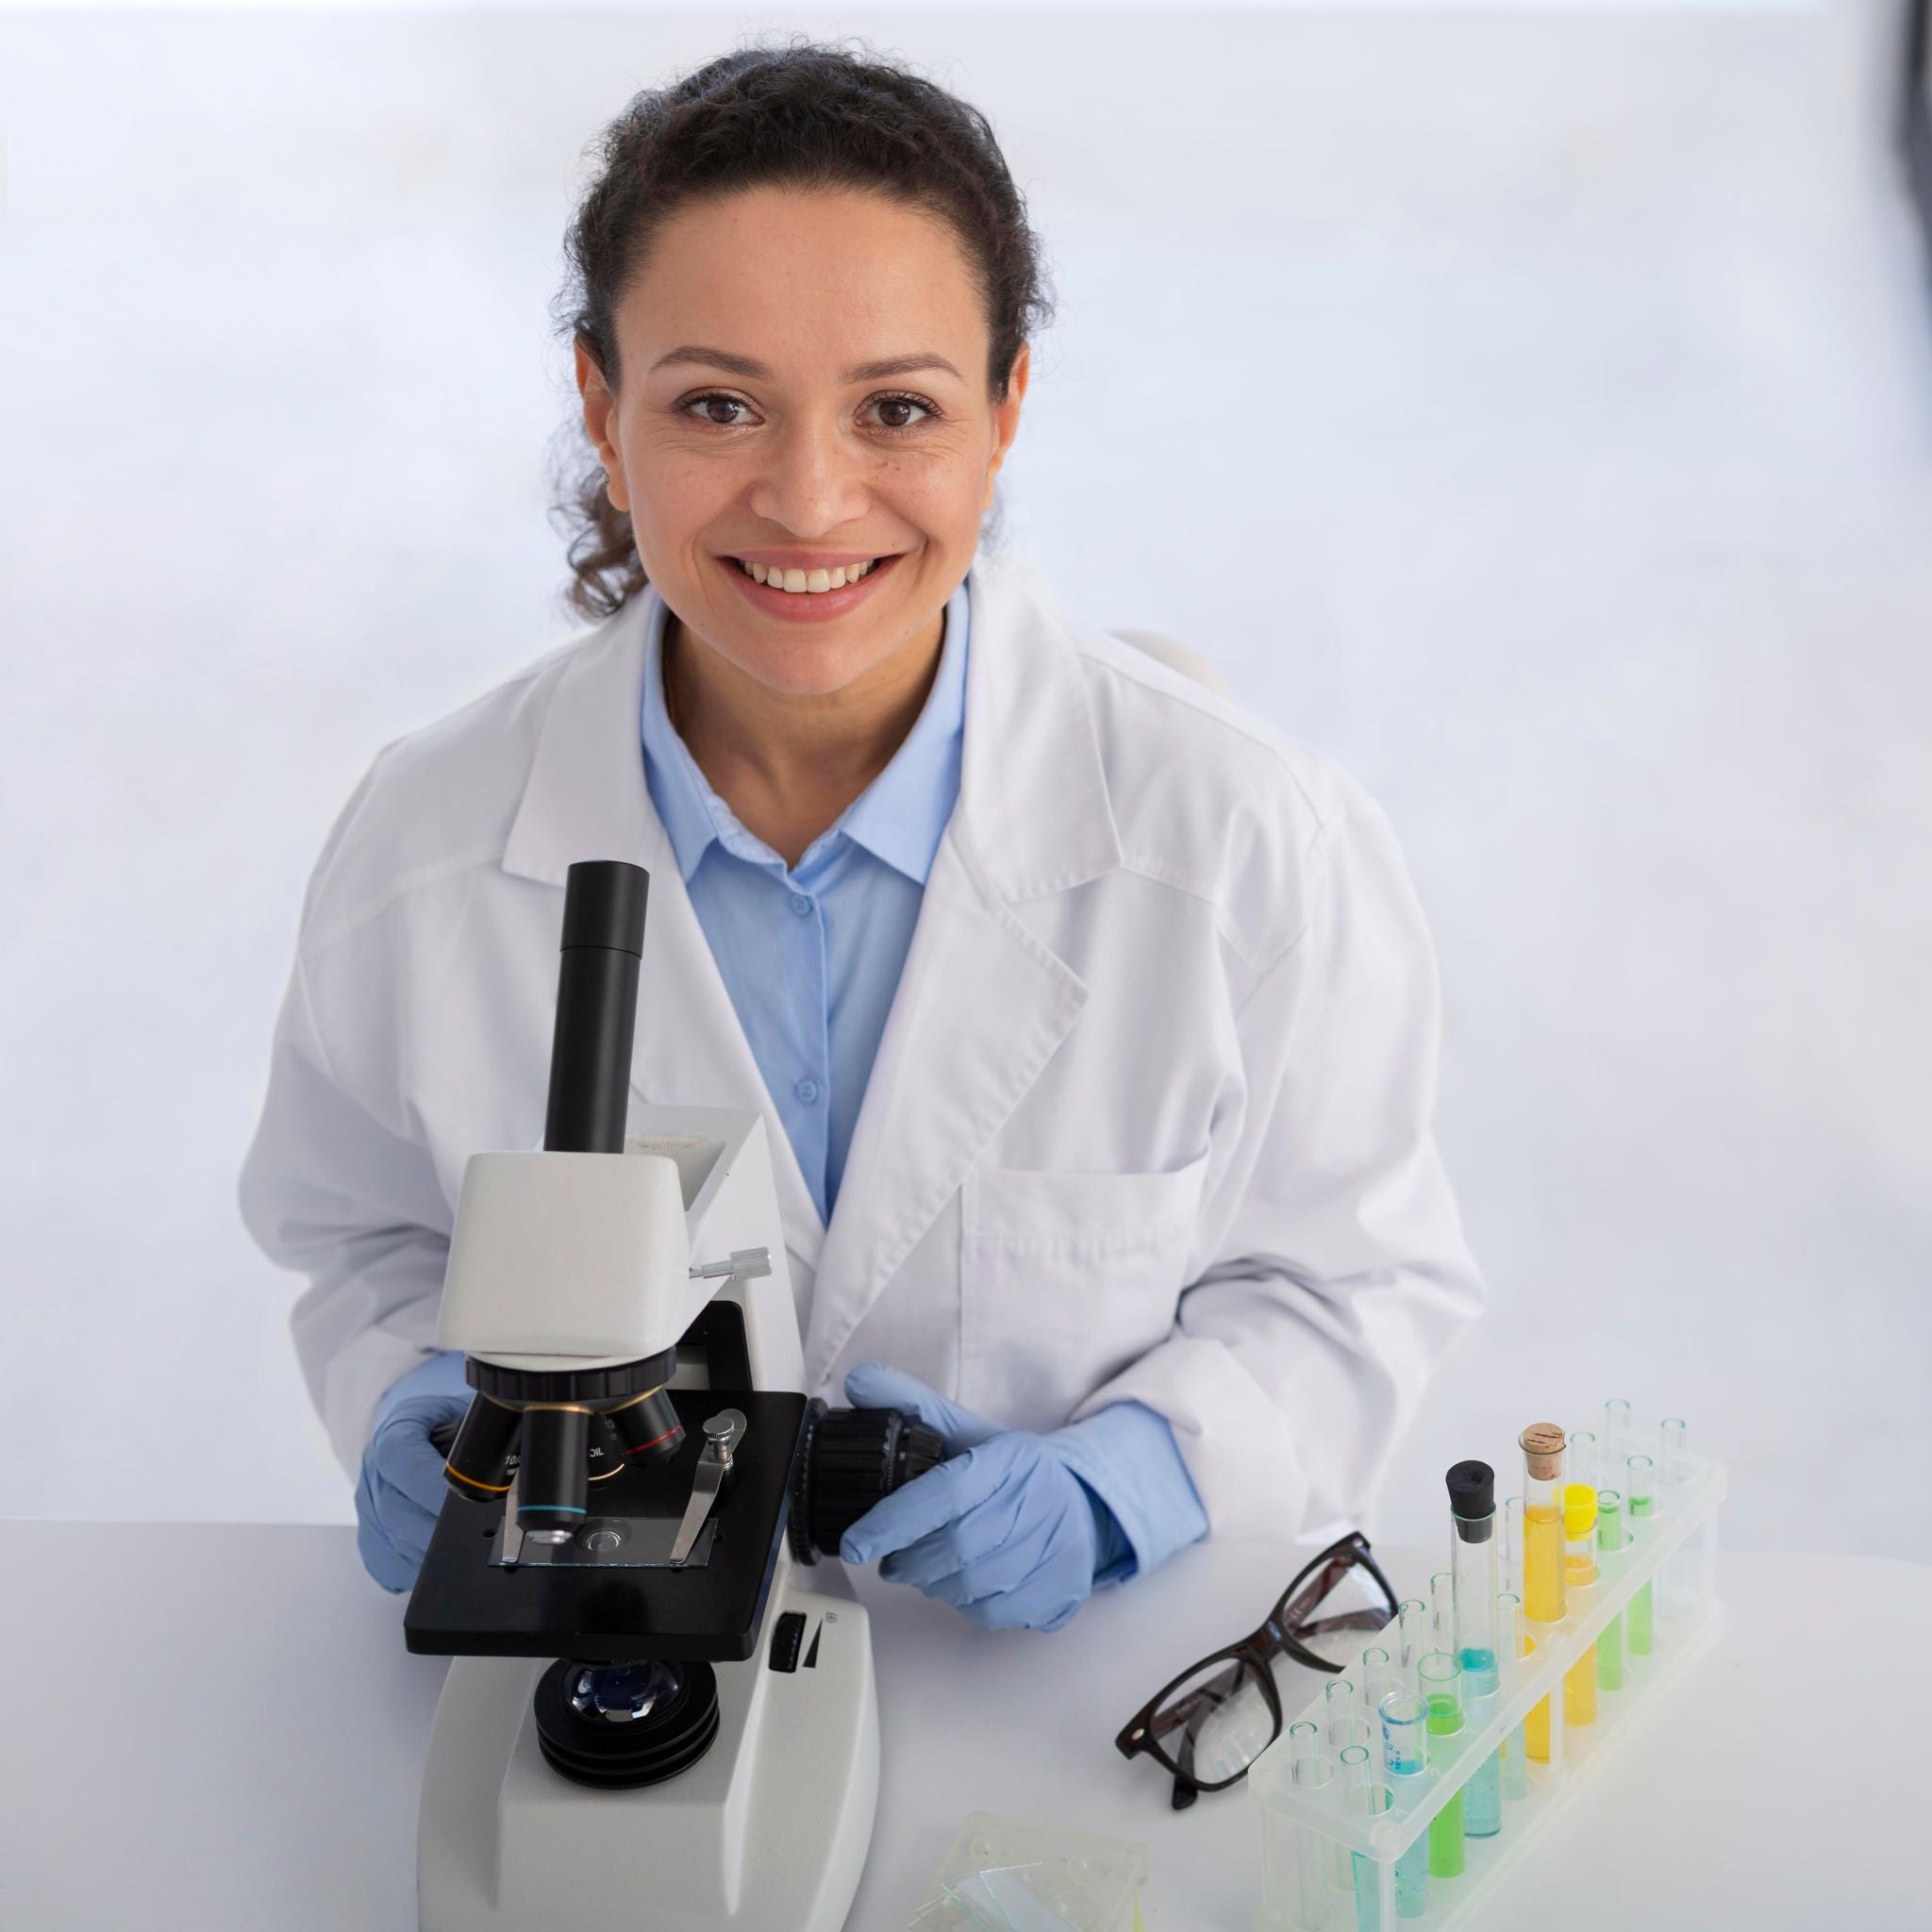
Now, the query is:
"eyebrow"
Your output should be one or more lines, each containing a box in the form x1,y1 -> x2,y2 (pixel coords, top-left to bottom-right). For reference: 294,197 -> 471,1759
649,345 -> 966,384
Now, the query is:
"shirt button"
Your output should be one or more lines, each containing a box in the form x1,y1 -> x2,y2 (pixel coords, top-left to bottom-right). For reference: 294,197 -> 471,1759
790,893 -> 812,916
794,1076 -> 821,1105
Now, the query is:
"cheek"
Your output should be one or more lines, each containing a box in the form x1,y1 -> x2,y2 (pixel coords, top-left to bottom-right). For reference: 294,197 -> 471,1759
626,450 -> 734,536
876,447 -> 993,536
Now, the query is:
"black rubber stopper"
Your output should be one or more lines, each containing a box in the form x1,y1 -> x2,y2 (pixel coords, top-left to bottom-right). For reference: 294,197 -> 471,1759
533,1659 -> 719,1790
1446,1458 -> 1496,1524
788,1400 -> 946,1564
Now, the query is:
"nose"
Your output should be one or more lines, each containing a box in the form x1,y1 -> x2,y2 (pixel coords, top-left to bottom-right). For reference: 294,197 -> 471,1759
745,413 -> 873,537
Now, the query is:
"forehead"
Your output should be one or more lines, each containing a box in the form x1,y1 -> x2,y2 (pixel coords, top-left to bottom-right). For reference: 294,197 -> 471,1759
618,184 -> 988,373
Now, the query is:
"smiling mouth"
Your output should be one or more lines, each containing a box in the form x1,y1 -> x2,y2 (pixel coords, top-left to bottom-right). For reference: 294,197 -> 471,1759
726,556 -> 891,593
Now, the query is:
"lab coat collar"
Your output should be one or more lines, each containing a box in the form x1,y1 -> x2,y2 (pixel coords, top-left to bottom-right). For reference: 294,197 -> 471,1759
504,545 -> 1123,918
500,547 -> 1124,1375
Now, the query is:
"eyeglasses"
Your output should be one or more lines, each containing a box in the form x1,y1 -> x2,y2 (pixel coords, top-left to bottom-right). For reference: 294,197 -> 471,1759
1113,1531 -> 1399,1811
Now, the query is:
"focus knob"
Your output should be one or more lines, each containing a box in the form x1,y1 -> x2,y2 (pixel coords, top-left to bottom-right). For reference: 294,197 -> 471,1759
788,1399 -> 946,1563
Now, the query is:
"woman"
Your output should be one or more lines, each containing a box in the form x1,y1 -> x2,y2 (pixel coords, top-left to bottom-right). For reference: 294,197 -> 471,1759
239,42 -> 1484,1635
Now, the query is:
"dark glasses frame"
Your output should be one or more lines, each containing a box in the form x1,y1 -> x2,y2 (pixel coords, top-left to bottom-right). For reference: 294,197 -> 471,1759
1113,1531 -> 1400,1810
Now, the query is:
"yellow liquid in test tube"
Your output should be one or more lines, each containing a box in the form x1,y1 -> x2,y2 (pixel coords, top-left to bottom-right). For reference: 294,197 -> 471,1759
1561,1483 -> 1598,1728
1524,1504 -> 1565,1623
1523,1503 -> 1564,1760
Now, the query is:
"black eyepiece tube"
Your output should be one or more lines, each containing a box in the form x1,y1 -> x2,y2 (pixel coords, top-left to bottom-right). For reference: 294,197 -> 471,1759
543,860 -> 649,1155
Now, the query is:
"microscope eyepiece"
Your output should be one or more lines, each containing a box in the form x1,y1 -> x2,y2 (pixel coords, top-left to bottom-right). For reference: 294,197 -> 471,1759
544,860 -> 649,1157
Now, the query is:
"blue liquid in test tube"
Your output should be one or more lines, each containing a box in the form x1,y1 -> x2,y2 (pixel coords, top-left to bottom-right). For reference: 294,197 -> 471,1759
1448,1460 -> 1503,1839
1378,1690 -> 1430,1919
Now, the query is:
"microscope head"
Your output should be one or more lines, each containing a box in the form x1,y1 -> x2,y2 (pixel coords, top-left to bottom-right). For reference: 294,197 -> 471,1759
439,1147 -> 708,1370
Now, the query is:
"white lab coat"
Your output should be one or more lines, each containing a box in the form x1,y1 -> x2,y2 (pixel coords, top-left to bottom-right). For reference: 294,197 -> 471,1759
238,547 -> 1484,1542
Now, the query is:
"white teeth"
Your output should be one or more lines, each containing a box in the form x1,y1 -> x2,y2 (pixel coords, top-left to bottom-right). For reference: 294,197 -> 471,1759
740,558 -> 877,592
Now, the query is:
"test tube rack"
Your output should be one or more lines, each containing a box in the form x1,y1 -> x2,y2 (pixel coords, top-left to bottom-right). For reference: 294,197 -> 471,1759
1249,1450 -> 1726,1931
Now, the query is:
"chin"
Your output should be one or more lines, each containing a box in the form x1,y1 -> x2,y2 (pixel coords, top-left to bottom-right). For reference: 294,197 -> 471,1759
741,643 -> 889,698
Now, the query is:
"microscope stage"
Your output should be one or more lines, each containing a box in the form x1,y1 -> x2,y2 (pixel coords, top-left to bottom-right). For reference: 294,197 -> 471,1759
404,1389 -> 808,1664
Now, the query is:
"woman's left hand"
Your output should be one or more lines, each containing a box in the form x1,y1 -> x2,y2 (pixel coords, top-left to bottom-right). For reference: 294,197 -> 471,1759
835,1363 -> 1122,1632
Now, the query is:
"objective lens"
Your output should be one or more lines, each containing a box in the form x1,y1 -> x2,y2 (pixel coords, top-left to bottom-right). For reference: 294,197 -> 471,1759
608,1388 -> 685,1463
587,1412 -> 627,1484
442,1393 -> 521,1502
517,1406 -> 591,1535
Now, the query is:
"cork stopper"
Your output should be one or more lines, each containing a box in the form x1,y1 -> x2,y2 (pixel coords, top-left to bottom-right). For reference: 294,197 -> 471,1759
1519,1423 -> 1566,1481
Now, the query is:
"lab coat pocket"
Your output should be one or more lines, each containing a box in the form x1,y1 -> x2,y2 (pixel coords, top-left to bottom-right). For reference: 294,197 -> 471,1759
958,1154 -> 1211,1430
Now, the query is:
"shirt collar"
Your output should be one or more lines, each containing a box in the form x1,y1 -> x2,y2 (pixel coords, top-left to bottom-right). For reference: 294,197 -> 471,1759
638,576 -> 970,888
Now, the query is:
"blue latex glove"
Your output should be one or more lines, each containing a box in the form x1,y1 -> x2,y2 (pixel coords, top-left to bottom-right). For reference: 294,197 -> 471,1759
837,1364 -> 1135,1632
354,1349 -> 472,1593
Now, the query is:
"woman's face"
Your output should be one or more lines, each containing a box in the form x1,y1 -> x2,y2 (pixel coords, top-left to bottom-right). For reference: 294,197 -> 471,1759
578,184 -> 1028,698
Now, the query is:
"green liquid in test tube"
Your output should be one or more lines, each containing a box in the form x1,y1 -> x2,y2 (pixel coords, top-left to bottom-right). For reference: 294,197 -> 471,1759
1418,1651 -> 1466,1878
1597,1490 -> 1625,1691
1626,1454 -> 1655,1655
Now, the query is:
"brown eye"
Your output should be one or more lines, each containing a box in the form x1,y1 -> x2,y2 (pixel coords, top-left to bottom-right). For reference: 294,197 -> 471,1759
870,392 -> 937,434
685,393 -> 753,426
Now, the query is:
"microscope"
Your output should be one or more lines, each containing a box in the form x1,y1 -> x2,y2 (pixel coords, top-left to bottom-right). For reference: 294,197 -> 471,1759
406,859 -> 942,1931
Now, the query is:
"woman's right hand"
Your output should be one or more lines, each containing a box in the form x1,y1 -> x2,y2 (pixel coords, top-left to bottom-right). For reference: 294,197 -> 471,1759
354,1350 -> 473,1592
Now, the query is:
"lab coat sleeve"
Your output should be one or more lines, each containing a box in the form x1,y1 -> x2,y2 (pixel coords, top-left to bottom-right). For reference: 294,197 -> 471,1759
1068,777 -> 1486,1542
237,938 -> 455,1480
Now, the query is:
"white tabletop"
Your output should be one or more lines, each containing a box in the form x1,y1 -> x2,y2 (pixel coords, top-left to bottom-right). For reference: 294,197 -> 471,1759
0,1524 -> 1920,1930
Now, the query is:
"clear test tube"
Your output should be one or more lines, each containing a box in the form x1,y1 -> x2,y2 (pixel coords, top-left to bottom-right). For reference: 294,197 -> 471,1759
1417,1652 -> 1466,1878
1661,1417 -> 1689,1485
1396,1599 -> 1428,1683
1429,1572 -> 1456,1655
1290,1751 -> 1337,1929
1501,1494 -> 1524,1599
1494,1591 -> 1528,1799
1376,1690 -> 1430,1920
1657,1417 -> 1698,1616
1289,1719 -> 1322,1752
1336,1743 -> 1374,1897
1596,1490 -> 1625,1692
1346,1775 -> 1391,1932
1625,1454 -> 1656,1655
1517,1424 -> 1565,1761
1359,1646 -> 1402,1737
1326,1677 -> 1360,1747
1602,1396 -> 1632,1464
1446,1462 -> 1499,1696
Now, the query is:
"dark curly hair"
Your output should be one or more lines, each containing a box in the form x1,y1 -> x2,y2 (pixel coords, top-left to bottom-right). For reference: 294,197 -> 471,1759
552,36 -> 1057,620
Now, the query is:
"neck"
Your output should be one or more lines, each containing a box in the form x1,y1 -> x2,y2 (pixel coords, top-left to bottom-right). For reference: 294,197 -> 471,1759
664,605 -> 948,868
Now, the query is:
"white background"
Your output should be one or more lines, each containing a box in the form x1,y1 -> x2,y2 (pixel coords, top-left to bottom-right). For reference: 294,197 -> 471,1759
4,1 -> 1928,1555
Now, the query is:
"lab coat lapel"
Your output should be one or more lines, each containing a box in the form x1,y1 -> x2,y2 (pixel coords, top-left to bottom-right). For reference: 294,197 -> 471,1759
499,599 -> 826,1277
800,551 -> 1124,1389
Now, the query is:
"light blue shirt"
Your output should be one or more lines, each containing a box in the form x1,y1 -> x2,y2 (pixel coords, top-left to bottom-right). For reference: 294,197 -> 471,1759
638,577 -> 968,1224
635,576 -> 1207,1585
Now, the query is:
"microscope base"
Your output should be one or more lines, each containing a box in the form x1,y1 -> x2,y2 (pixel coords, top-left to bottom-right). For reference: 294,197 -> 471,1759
417,1562 -> 877,1931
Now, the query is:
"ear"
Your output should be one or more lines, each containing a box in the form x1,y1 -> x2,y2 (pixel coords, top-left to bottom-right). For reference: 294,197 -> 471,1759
982,341 -> 1030,509
575,338 -> 631,512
